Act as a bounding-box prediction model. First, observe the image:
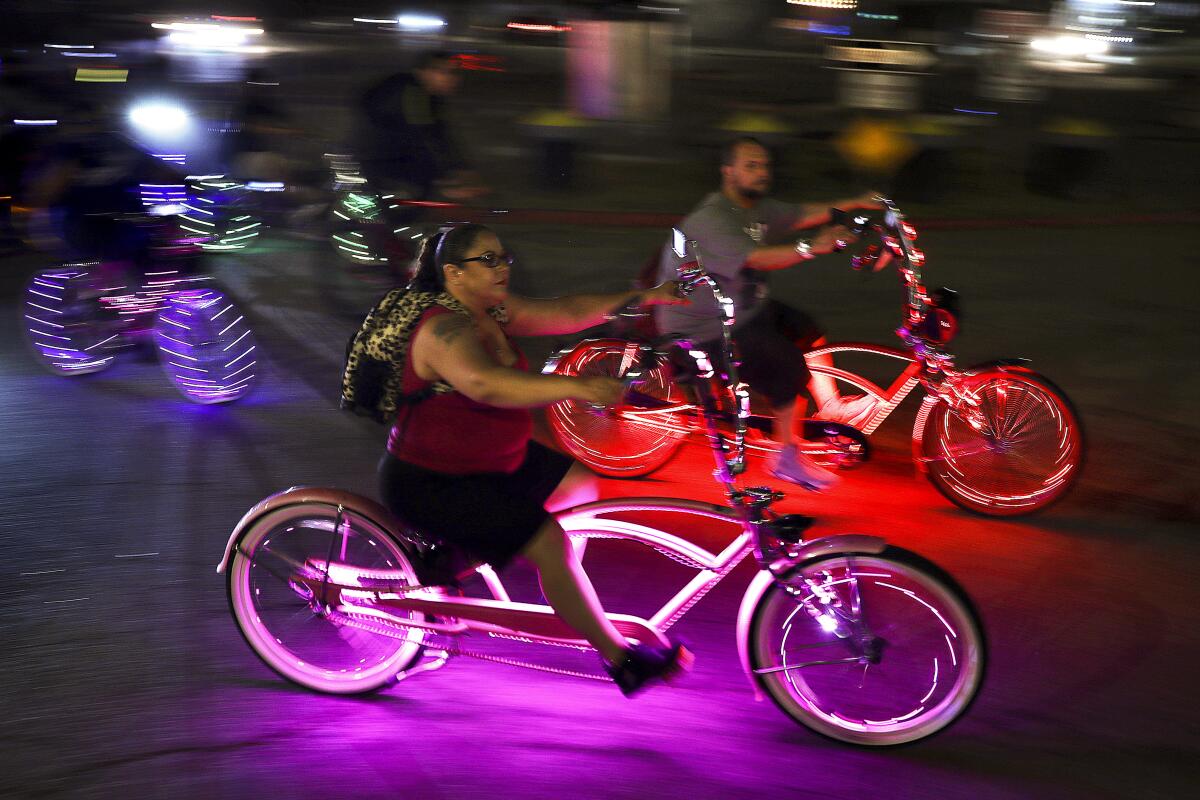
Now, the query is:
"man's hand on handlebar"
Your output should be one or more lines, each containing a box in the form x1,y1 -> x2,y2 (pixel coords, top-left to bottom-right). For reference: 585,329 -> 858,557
851,191 -> 887,210
810,225 -> 858,255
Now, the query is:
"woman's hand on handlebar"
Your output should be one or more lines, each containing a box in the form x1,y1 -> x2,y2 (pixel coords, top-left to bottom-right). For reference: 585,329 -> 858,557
572,375 -> 626,407
640,281 -> 690,307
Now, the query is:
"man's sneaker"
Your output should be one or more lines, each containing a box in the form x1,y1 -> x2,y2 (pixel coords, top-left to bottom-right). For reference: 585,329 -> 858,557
816,394 -> 877,429
604,641 -> 693,697
770,444 -> 839,491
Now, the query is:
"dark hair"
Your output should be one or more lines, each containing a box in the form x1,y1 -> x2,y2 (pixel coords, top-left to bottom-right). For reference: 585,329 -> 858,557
720,136 -> 768,167
408,223 -> 489,292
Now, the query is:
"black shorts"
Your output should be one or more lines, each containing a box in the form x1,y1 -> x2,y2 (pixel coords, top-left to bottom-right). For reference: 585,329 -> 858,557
378,441 -> 573,570
704,299 -> 824,409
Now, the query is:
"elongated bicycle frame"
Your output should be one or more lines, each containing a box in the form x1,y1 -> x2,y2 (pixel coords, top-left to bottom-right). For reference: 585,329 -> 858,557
216,230 -> 892,688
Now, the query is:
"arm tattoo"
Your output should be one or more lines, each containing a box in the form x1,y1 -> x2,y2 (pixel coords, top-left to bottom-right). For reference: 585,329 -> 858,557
432,314 -> 474,345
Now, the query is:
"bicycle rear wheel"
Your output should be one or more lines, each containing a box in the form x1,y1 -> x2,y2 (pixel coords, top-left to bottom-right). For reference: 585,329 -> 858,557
922,369 -> 1083,516
154,288 -> 257,403
545,340 -> 688,477
21,267 -> 121,376
227,502 -> 428,694
749,546 -> 986,746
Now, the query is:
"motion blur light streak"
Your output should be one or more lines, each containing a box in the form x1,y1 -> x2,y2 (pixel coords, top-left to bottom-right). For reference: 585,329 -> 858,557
1031,35 -> 1111,56
128,103 -> 190,135
75,69 -> 128,83
154,20 -> 265,52
397,14 -> 447,31
507,22 -> 572,33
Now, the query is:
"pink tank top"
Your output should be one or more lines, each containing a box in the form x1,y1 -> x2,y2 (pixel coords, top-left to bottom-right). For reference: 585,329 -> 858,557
386,306 -> 533,474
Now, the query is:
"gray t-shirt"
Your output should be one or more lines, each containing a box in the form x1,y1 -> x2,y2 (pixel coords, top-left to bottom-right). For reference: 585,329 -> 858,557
655,192 -> 803,342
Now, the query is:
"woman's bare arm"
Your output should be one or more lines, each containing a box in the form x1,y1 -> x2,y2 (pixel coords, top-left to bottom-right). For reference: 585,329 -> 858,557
503,282 -> 684,337
414,314 -> 617,407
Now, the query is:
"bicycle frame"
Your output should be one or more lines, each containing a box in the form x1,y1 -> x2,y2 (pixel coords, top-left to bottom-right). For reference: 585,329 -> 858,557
548,338 -> 924,453
216,485 -> 886,694
546,199 -> 998,465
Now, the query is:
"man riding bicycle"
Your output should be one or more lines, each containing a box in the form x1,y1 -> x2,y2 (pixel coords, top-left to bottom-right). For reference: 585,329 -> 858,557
654,136 -> 880,490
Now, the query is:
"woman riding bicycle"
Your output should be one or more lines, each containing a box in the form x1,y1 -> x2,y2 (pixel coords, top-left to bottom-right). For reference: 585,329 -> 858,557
375,223 -> 690,695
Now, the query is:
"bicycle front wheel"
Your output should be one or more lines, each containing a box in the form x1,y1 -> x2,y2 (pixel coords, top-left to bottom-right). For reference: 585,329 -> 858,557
922,369 -> 1084,516
154,288 -> 257,403
227,502 -> 428,694
749,546 -> 986,746
546,340 -> 688,477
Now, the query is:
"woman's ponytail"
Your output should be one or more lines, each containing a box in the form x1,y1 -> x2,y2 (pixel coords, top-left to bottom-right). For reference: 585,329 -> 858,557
407,224 -> 489,293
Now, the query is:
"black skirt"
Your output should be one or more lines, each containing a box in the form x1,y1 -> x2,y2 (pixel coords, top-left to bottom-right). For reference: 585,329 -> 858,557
378,441 -> 574,569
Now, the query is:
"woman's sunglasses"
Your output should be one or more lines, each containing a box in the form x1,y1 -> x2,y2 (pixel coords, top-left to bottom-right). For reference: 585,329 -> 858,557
459,251 -> 514,269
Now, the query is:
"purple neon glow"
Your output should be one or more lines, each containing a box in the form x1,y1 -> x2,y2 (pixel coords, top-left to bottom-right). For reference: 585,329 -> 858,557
751,555 -> 981,743
22,269 -> 117,375
153,289 -> 257,403
229,506 -> 426,693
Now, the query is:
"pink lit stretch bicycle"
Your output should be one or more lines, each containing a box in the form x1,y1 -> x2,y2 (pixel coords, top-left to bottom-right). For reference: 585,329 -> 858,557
218,242 -> 986,746
545,199 -> 1084,517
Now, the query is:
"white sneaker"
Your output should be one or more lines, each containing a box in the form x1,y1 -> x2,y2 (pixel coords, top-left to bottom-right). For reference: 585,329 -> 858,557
770,444 -> 839,492
816,394 -> 876,429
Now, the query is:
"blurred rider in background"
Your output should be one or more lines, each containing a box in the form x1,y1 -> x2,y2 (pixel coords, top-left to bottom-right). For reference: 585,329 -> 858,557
24,99 -> 175,263
351,50 -> 484,203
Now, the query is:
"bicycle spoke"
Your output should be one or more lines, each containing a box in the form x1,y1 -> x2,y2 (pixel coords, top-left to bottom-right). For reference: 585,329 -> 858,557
755,656 -> 864,674
929,443 -> 995,463
992,394 -> 1037,441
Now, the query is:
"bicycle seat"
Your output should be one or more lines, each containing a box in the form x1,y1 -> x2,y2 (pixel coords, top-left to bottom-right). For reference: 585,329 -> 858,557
772,514 -> 816,544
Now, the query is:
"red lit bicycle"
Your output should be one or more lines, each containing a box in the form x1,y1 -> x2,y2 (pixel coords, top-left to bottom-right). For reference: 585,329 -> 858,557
544,199 -> 1084,517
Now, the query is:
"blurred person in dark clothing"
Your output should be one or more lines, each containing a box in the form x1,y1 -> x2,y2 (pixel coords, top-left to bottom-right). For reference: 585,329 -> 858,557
225,67 -> 293,181
24,99 -> 178,261
351,51 -> 482,201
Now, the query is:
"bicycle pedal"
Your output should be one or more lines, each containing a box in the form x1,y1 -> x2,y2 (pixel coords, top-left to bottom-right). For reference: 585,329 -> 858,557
666,645 -> 695,679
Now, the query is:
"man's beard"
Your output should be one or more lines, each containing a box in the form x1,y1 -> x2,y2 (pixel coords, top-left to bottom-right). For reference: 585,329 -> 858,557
736,184 -> 767,201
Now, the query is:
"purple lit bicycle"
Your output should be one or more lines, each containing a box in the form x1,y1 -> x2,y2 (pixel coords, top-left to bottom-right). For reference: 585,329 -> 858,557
21,209 -> 258,403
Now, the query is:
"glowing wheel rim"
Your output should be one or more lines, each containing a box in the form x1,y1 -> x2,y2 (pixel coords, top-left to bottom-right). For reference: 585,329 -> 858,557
21,267 -> 120,376
227,504 -> 426,694
925,371 -> 1083,516
547,340 -> 687,477
184,179 -> 263,252
750,550 -> 985,746
154,288 -> 257,403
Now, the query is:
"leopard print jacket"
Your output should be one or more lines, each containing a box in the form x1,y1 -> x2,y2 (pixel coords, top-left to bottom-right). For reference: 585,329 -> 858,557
340,288 -> 508,423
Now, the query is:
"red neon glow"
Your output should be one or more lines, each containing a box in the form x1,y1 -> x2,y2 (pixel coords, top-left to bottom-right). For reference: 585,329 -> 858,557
212,15 -> 260,22
453,53 -> 505,73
